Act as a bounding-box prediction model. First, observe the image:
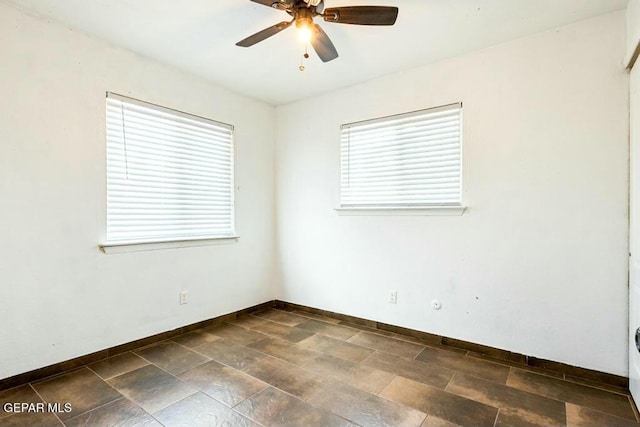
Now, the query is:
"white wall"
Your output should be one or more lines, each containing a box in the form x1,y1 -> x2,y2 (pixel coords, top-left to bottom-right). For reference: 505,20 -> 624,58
0,2 -> 276,379
0,1 -> 630,381
275,11 -> 629,375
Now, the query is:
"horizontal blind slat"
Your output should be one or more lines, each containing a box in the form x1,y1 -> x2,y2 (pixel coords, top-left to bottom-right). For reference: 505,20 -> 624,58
106,119 -> 233,152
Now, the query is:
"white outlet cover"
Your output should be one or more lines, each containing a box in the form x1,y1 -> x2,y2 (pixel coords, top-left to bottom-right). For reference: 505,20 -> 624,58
179,291 -> 188,305
432,300 -> 442,310
389,290 -> 397,304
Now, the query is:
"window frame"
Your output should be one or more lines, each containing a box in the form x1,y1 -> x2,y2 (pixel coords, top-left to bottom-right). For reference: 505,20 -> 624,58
100,92 -> 238,253
337,102 -> 466,215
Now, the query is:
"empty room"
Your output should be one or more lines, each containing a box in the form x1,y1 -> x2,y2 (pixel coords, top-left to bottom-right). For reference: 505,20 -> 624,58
1,0 -> 640,425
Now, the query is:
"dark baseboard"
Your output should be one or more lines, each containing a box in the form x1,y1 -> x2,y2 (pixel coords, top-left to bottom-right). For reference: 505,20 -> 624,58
0,300 -> 276,391
275,300 -> 629,390
1,298 -> 628,393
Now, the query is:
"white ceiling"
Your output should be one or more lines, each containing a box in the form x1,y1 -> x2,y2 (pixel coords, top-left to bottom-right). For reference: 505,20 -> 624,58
8,0 -> 627,105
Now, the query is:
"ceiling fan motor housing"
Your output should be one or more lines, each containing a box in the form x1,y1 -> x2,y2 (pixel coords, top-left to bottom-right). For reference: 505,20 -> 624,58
295,7 -> 314,27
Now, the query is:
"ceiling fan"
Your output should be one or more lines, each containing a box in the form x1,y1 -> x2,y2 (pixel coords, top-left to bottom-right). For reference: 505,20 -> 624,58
236,0 -> 399,63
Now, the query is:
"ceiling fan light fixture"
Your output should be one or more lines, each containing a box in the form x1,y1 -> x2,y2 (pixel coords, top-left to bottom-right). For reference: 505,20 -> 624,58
296,18 -> 313,43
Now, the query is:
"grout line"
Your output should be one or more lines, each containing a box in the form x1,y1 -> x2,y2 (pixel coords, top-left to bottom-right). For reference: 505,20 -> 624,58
567,402 -> 640,425
509,365 -> 567,382
76,376 -> 164,426
167,342 -> 217,363
373,373 -> 397,397
90,352 -> 151,381
261,369 -> 347,421
561,375 -> 632,397
62,395 -> 126,424
27,383 -> 64,426
230,385 -> 269,409
493,408 -> 500,427
228,403 -> 268,427
36,368 -> 123,425
506,366 -> 514,385
377,375 -> 398,397
169,337 -> 215,362
359,350 -> 378,366
151,414 -> 169,427
186,341 -> 266,372
290,310 -> 342,325
144,389 -> 198,418
124,353 -> 194,383
28,366 -> 88,387
514,366 -> 635,399
495,375 -> 621,409
128,339 -> 270,421
196,330 -> 393,419
444,372 -> 457,393
27,383 -> 46,402
451,367 -> 573,405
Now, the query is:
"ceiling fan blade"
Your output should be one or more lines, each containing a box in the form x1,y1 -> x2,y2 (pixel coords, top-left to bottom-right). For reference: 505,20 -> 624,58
310,24 -> 338,62
323,6 -> 399,25
236,21 -> 292,47
250,0 -> 277,7
251,0 -> 296,9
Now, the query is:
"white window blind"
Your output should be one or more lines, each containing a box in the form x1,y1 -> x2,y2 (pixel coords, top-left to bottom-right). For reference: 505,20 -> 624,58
340,103 -> 462,208
105,93 -> 234,244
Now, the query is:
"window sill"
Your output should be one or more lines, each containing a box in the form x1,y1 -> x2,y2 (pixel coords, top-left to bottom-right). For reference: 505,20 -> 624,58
335,206 -> 467,216
99,236 -> 239,254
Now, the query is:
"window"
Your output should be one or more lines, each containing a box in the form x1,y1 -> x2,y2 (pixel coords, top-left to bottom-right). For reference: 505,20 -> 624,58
340,103 -> 462,209
105,93 -> 235,245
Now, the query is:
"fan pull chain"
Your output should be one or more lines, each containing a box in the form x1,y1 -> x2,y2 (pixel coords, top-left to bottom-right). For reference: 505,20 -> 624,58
299,45 -> 310,71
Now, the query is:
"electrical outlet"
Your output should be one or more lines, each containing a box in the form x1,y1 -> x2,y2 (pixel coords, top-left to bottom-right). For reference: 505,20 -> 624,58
179,290 -> 188,305
389,290 -> 397,304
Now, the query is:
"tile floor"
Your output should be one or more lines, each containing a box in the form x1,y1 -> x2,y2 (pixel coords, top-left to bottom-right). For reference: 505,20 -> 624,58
1,308 -> 638,426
